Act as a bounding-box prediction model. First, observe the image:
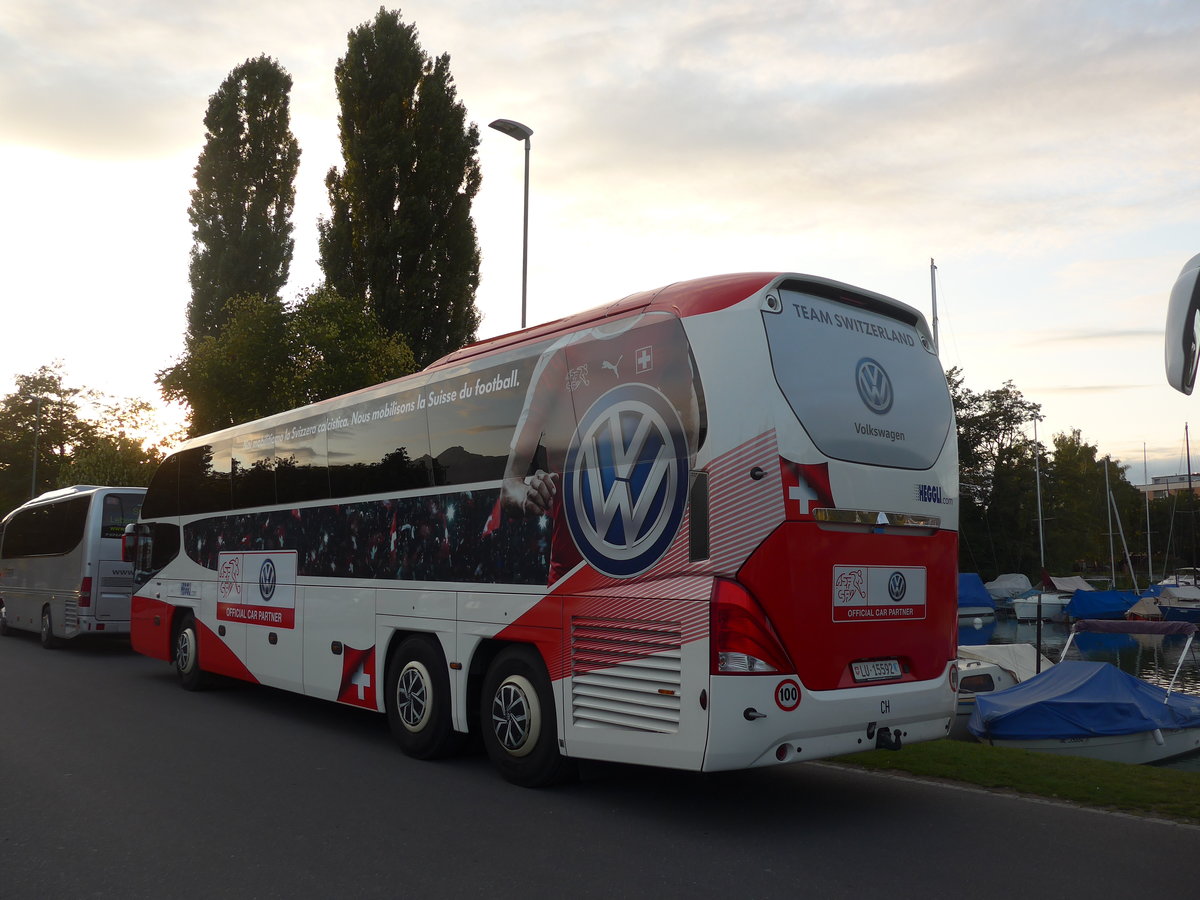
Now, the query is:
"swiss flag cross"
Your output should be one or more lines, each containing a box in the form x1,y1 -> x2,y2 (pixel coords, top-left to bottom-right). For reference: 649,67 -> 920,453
338,645 -> 377,709
779,459 -> 834,519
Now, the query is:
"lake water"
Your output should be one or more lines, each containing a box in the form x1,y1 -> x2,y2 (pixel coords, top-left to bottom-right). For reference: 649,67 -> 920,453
959,614 -> 1200,772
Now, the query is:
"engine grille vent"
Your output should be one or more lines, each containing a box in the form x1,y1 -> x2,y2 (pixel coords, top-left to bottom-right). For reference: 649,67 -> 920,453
570,616 -> 683,733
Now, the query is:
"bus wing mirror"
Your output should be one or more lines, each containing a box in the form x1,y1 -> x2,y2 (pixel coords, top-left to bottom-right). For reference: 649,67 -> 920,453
121,523 -> 141,563
1165,252 -> 1200,394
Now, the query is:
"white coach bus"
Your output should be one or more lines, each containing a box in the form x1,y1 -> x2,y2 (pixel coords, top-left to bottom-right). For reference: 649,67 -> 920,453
0,485 -> 145,646
127,272 -> 960,786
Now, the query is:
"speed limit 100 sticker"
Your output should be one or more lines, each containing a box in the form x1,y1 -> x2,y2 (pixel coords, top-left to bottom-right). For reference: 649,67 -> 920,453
775,679 -> 801,711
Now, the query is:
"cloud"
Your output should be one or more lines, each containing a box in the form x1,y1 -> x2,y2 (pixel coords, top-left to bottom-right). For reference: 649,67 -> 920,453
1034,329 -> 1162,344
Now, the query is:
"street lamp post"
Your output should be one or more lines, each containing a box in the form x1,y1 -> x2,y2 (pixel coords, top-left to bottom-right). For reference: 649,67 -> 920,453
488,118 -> 533,329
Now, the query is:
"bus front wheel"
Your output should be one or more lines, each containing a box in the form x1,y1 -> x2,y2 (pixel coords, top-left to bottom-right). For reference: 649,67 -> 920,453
385,636 -> 460,759
174,613 -> 209,691
480,646 -> 576,787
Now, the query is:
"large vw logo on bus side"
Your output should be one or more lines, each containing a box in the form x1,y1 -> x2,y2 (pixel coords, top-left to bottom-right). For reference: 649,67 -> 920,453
259,558 -> 277,602
564,383 -> 689,578
855,357 -> 894,414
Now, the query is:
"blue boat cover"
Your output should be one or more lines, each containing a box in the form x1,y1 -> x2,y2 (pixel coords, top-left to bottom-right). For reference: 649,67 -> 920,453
958,573 -> 995,610
1064,589 -> 1141,620
968,660 -> 1200,740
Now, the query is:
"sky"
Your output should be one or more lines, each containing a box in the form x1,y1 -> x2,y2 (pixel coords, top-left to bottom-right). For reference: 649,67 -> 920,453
2,0 -> 1200,482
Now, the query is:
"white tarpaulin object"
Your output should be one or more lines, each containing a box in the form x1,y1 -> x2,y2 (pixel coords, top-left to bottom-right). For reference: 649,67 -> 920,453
957,643 -> 1054,683
1049,575 -> 1094,593
984,573 -> 1032,599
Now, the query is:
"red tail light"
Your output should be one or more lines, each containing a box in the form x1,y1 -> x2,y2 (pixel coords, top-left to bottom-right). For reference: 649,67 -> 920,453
79,576 -> 93,608
711,578 -> 794,674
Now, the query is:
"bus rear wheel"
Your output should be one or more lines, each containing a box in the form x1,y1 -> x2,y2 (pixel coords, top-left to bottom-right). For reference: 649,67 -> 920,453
480,646 -> 576,787
0,603 -> 11,637
174,613 -> 209,691
385,636 -> 460,759
40,606 -> 59,649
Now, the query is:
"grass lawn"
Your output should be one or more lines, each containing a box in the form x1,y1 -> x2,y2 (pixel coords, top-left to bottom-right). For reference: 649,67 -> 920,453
836,738 -> 1200,824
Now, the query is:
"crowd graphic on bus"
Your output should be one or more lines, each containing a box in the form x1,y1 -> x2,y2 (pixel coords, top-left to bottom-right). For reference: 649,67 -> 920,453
183,489 -> 551,586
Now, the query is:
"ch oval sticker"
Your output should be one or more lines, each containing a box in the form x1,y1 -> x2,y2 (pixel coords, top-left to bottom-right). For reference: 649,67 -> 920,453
775,679 -> 801,712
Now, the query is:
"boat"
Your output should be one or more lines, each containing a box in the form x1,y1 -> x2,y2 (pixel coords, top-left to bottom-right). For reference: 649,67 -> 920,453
1158,567 -> 1200,587
1064,587 -> 1159,621
951,643 -> 1053,740
1013,576 -> 1094,621
957,572 -> 996,620
1012,591 -> 1069,621
984,573 -> 1031,616
1125,586 -> 1200,624
968,619 -> 1200,764
1158,586 -> 1200,624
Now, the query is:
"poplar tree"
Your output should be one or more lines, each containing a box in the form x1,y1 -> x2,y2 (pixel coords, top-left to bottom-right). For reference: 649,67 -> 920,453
319,8 -> 482,367
186,55 -> 300,339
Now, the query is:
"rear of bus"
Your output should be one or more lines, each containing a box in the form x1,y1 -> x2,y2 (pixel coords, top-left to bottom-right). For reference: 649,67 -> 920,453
687,275 -> 958,769
0,486 -> 143,642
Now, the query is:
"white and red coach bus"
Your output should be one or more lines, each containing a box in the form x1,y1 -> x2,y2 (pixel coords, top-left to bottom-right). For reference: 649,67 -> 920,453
127,272 -> 959,785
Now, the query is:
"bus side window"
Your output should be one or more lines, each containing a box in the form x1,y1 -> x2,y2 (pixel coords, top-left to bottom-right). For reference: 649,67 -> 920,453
233,438 -> 277,509
172,443 -> 232,516
142,454 -> 180,519
3,497 -> 89,557
276,420 -> 331,503
328,390 -> 432,498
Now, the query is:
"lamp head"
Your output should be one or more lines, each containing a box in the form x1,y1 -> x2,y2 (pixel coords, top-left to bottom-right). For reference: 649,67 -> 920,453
489,118 -> 533,142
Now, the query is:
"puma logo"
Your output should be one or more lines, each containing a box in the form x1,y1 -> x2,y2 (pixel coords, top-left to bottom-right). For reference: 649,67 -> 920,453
601,356 -> 622,378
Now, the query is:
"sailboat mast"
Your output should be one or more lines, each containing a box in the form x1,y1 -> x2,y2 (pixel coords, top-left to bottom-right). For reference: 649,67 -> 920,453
1034,417 -> 1046,572
930,258 -> 940,356
1104,457 -> 1116,586
1189,423 -> 1196,573
1144,444 -> 1153,585
1033,416 -> 1046,672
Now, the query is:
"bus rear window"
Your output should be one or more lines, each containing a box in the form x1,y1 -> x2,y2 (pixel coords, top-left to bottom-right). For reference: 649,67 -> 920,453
763,287 -> 952,470
101,494 -> 144,539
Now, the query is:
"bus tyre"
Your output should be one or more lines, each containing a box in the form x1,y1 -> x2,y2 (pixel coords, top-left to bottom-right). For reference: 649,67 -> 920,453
174,613 -> 209,691
0,603 -> 10,637
481,646 -> 576,787
385,636 -> 460,759
40,606 -> 59,649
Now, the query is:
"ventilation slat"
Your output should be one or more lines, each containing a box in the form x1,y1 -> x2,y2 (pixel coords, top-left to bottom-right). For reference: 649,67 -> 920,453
570,613 -> 685,733
574,677 -> 681,705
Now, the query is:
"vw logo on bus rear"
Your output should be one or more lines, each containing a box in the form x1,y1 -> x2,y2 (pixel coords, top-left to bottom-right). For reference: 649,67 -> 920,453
855,358 -> 893,414
564,383 -> 689,578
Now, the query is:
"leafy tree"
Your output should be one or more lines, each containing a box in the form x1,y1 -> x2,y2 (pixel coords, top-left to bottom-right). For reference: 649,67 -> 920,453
186,55 -> 300,339
61,399 -> 168,489
949,368 -> 1152,586
319,7 -> 482,367
158,289 -> 417,436
0,365 -> 95,512
289,286 -> 416,406
1042,430 -> 1141,581
0,367 -> 166,514
1152,486 -> 1199,579
159,294 -> 293,435
948,368 -> 1042,578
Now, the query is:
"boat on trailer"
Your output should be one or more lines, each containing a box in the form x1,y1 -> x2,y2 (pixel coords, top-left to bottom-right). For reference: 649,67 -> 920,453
967,619 -> 1200,764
